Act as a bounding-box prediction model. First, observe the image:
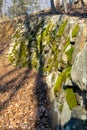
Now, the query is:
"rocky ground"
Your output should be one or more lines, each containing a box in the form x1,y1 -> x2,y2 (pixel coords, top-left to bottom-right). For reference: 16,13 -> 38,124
0,22 -> 51,130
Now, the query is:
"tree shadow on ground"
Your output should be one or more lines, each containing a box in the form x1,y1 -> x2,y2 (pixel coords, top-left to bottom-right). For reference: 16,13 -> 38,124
0,68 -> 31,111
0,13 -> 51,129
24,13 -> 51,129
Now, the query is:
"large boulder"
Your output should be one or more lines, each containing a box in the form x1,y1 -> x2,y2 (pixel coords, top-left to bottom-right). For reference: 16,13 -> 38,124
61,100 -> 71,127
64,106 -> 87,130
71,41 -> 87,91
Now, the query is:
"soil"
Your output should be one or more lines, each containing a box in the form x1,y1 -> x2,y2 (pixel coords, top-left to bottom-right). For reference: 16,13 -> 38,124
0,21 -> 51,130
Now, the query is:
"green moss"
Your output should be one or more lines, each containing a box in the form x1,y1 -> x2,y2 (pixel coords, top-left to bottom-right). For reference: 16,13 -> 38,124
59,104 -> 63,112
57,21 -> 67,37
51,28 -> 56,38
64,37 -> 70,51
42,22 -> 55,44
32,60 -> 38,69
47,57 -> 52,64
66,46 -> 74,65
16,42 -> 28,67
47,64 -> 53,73
66,88 -> 78,110
54,67 -> 71,94
9,41 -> 20,64
72,24 -> 79,38
13,30 -> 20,38
54,72 -> 64,94
9,54 -> 15,64
42,26 -> 49,39
43,64 -> 53,74
54,60 -> 59,70
9,39 -> 28,67
52,44 -> 58,54
64,24 -> 79,51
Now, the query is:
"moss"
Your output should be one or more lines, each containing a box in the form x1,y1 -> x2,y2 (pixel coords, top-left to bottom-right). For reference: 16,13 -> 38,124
37,35 -> 42,44
9,39 -> 28,67
43,64 -> 53,74
13,30 -> 20,39
52,44 -> 58,55
57,21 -> 67,37
51,28 -> 56,38
16,42 -> 28,67
54,67 -> 71,94
54,60 -> 59,70
42,22 -> 55,44
72,24 -> 79,38
52,73 -> 56,81
64,24 -> 79,51
54,72 -> 64,94
64,37 -> 70,51
9,41 -> 20,64
66,46 -> 74,65
59,104 -> 63,112
9,54 -> 15,64
66,88 -> 78,110
32,60 -> 38,69
47,64 -> 53,73
47,57 -> 52,65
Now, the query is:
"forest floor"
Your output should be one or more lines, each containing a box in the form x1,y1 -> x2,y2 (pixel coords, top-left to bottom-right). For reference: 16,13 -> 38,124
0,21 -> 50,129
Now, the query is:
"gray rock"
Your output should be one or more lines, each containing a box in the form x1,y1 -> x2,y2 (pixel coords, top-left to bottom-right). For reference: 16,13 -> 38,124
64,79 -> 73,87
64,106 -> 87,130
61,100 -> 71,126
65,126 -> 71,130
49,87 -> 55,102
71,41 -> 87,91
72,23 -> 87,63
71,106 -> 87,120
46,72 -> 58,89
46,72 -> 54,88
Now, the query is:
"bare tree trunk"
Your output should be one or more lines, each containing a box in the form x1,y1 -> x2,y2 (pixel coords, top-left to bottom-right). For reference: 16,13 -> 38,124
2,0 -> 5,18
63,0 -> 68,13
50,0 -> 56,12
73,0 -> 85,8
54,0 -> 60,8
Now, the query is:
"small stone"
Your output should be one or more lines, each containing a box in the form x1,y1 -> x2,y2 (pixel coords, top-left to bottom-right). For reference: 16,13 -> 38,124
62,53 -> 68,64
81,115 -> 86,120
64,79 -> 73,87
65,125 -> 70,130
73,125 -> 76,129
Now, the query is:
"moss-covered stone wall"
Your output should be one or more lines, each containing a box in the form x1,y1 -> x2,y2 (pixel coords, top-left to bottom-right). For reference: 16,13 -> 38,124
8,15 -> 80,110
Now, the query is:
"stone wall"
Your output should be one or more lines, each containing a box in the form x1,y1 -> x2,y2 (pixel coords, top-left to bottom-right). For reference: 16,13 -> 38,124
8,15 -> 87,130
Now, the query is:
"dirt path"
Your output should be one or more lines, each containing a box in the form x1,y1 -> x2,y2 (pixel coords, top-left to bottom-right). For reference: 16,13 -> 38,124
0,22 -> 50,130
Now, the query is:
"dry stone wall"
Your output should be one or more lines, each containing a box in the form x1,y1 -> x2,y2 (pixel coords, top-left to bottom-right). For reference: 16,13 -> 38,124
8,15 -> 87,130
